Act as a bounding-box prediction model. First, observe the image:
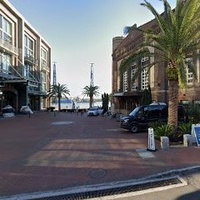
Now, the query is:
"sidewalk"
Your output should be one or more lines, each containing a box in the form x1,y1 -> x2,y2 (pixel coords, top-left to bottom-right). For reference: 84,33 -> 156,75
0,111 -> 200,199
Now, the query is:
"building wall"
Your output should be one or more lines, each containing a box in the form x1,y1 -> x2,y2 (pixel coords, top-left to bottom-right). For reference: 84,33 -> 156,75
112,19 -> 200,115
0,0 -> 51,112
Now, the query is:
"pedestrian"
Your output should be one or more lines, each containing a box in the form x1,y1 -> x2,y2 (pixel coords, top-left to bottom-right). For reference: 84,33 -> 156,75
76,106 -> 79,115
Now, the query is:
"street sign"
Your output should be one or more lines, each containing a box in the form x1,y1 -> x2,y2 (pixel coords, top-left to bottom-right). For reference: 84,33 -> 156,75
192,124 -> 200,146
147,128 -> 156,151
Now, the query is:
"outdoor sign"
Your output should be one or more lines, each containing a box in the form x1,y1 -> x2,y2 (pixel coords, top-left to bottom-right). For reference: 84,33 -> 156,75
191,124 -> 200,146
147,128 -> 156,151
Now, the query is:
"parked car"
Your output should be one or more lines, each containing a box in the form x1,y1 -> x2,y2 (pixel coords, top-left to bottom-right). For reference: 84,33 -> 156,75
2,105 -> 15,118
87,106 -> 103,116
120,103 -> 188,133
20,106 -> 33,114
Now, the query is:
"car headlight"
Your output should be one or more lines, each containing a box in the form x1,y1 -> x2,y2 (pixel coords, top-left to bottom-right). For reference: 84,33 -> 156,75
123,119 -> 129,123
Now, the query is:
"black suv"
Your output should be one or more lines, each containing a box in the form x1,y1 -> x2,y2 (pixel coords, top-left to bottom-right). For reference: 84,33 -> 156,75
120,104 -> 188,133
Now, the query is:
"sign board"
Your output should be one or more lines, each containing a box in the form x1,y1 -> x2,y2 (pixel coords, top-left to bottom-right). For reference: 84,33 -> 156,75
147,128 -> 156,151
192,124 -> 200,146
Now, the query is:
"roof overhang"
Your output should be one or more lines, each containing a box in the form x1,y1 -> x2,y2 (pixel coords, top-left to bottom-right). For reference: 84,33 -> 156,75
28,91 -> 47,97
113,91 -> 142,97
1,79 -> 28,84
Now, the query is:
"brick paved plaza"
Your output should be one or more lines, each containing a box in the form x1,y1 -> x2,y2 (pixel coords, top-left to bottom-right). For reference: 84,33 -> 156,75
0,111 -> 200,198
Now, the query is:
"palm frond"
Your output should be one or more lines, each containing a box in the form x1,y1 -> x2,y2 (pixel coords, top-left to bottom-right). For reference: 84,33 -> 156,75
82,85 -> 99,96
48,83 -> 70,98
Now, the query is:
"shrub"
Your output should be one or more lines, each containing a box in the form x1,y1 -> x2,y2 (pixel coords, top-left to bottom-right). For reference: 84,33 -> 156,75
154,124 -> 174,140
153,122 -> 192,143
149,121 -> 165,130
178,123 -> 192,135
185,103 -> 200,124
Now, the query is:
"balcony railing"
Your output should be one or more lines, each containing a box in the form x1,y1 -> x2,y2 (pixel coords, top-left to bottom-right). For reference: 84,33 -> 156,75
0,65 -> 50,96
0,38 -> 18,55
41,60 -> 49,72
24,55 -> 38,65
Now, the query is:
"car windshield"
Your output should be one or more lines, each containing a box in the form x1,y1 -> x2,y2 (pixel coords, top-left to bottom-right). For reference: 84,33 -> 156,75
89,108 -> 98,111
129,107 -> 141,116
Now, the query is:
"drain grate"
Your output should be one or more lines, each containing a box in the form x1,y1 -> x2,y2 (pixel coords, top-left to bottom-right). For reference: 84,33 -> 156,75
28,176 -> 185,200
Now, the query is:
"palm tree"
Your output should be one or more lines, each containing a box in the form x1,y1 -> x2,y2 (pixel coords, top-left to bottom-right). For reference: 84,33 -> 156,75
82,85 -> 99,108
120,0 -> 200,132
48,83 -> 70,111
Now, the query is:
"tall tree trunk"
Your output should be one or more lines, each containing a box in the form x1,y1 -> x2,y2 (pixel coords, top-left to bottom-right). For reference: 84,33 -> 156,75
89,95 -> 93,108
58,97 -> 61,111
168,80 -> 179,131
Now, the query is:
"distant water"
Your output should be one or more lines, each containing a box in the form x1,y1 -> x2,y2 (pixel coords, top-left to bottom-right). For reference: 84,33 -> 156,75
51,100 -> 102,110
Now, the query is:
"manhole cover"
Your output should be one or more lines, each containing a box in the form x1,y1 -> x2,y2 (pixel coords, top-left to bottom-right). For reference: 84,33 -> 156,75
89,169 -> 107,179
51,121 -> 73,125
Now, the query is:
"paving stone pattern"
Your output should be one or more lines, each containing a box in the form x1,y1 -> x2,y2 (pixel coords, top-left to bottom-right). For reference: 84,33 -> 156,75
0,112 -> 200,197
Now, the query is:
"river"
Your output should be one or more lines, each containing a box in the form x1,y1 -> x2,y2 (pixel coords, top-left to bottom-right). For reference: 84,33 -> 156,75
51,100 -> 102,110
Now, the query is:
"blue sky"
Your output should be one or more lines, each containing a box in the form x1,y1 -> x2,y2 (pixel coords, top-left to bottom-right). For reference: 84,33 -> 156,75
9,0 -> 176,98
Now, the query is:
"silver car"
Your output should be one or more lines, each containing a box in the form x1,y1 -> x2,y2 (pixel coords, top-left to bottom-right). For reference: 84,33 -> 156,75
87,107 -> 102,116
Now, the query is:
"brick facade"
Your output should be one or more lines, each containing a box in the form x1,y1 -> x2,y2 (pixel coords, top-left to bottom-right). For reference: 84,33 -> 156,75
112,19 -> 200,115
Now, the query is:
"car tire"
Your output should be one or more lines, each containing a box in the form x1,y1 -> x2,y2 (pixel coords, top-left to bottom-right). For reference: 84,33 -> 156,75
130,124 -> 138,133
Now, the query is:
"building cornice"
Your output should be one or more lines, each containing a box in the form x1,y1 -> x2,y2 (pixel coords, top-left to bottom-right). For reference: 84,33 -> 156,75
2,0 -> 51,48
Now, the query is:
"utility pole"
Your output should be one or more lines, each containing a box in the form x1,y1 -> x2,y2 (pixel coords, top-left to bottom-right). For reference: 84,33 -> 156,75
53,62 -> 57,86
52,62 -> 57,104
90,62 -> 94,87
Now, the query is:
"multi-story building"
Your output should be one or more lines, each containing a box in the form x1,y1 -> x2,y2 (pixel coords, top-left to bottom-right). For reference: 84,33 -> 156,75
0,0 -> 52,113
112,19 -> 200,115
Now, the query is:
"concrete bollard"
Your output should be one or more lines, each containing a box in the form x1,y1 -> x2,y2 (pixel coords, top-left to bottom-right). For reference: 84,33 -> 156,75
160,136 -> 169,150
183,134 -> 192,147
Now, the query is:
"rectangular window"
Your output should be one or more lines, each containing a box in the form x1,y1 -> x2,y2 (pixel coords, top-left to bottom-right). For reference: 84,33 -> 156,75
123,71 -> 128,92
0,53 -> 11,73
186,58 -> 193,85
141,68 -> 149,90
24,34 -> 34,57
4,19 -> 12,35
41,48 -> 47,67
41,48 -> 47,60
131,63 -> 137,91
41,72 -> 47,91
141,58 -> 149,90
0,15 -> 12,43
